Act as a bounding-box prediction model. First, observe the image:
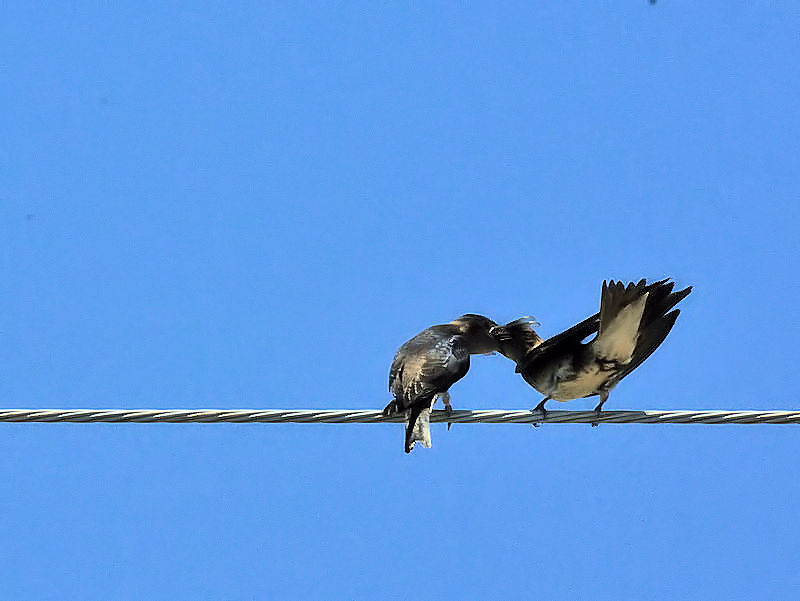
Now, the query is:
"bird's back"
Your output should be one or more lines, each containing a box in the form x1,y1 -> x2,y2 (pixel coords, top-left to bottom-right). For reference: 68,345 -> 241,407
389,325 -> 468,409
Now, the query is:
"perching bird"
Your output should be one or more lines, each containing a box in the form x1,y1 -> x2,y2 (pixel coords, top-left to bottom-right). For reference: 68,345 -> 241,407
490,279 -> 691,417
384,314 -> 499,453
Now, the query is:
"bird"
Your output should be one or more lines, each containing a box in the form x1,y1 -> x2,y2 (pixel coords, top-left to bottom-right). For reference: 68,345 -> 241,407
384,314 -> 500,453
489,279 -> 692,419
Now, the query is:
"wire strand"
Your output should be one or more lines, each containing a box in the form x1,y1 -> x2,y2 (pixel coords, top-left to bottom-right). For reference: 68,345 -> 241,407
0,408 -> 798,425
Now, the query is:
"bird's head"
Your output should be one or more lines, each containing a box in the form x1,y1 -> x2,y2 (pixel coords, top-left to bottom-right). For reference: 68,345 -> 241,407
450,314 -> 500,354
488,317 -> 543,364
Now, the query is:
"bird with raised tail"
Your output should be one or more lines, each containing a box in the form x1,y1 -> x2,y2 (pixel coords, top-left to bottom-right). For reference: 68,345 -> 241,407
384,314 -> 500,453
489,279 -> 692,419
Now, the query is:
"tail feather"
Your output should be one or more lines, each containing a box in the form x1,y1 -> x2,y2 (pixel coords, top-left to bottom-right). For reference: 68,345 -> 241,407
613,309 -> 681,383
601,279 -> 691,384
596,279 -> 649,363
404,400 -> 433,453
641,281 -> 692,328
599,279 -> 648,336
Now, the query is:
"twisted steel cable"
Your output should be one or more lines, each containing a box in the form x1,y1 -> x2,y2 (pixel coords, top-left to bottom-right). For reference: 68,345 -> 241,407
0,408 -> 798,425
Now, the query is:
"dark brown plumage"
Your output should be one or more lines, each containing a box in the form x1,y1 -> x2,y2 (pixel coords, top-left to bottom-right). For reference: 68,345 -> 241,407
385,314 -> 499,453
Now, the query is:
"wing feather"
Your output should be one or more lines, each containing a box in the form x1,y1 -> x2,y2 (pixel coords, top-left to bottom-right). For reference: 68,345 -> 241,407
389,329 -> 470,409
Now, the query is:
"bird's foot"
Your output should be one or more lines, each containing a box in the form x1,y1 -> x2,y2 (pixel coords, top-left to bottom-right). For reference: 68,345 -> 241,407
591,405 -> 605,427
445,403 -> 453,431
382,400 -> 400,417
530,401 -> 547,427
591,395 -> 608,427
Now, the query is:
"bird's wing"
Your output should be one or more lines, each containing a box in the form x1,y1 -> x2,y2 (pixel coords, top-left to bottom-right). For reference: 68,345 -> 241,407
391,330 -> 470,406
517,313 -> 600,372
389,330 -> 440,396
389,342 -> 408,394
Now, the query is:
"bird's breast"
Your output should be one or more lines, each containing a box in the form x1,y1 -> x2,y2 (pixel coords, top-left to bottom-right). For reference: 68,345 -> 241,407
547,364 -> 614,402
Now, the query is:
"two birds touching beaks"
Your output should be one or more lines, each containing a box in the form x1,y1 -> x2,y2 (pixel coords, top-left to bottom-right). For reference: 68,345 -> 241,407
384,278 -> 692,453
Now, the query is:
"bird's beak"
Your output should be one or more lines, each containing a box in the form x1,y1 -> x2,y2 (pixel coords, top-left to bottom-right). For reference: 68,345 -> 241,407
489,325 -> 511,342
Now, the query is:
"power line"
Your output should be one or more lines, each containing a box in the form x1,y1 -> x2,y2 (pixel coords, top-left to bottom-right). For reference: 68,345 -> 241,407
0,408 -> 798,425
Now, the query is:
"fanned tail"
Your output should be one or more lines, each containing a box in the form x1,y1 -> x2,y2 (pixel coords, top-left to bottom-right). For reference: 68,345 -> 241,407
608,280 -> 692,385
595,279 -> 650,363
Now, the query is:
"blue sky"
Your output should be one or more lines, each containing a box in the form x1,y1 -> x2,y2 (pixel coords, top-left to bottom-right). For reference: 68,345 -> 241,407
1,2 -> 799,599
